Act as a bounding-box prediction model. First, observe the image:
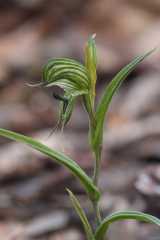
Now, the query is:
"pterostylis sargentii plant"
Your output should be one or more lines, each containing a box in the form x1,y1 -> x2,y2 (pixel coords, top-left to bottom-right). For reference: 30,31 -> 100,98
0,35 -> 159,240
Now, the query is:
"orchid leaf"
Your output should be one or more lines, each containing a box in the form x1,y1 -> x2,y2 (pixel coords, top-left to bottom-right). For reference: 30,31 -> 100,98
67,189 -> 95,240
0,128 -> 100,201
95,211 -> 160,240
92,49 -> 155,151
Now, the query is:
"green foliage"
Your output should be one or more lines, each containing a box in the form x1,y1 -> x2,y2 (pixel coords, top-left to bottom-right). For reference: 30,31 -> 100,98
91,49 -> 155,153
0,128 -> 100,202
67,189 -> 94,240
0,36 -> 159,240
95,211 -> 160,240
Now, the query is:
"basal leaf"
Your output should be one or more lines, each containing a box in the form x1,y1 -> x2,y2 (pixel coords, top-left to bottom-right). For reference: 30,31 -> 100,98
95,211 -> 160,240
0,128 -> 100,201
67,189 -> 95,240
92,49 -> 155,151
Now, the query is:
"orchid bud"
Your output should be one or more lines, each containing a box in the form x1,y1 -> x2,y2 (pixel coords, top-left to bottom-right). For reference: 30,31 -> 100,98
85,34 -> 97,104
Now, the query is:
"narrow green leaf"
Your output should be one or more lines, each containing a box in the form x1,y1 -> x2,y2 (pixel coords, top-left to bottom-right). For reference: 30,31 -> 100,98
95,211 -> 160,240
92,49 -> 155,150
0,128 -> 100,201
67,189 -> 95,240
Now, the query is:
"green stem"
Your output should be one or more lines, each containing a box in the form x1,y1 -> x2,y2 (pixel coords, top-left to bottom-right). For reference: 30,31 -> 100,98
86,95 -> 103,228
93,149 -> 101,186
92,149 -> 102,227
93,201 -> 102,226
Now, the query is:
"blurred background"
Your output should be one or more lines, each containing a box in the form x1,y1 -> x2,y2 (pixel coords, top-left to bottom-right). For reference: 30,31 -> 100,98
0,0 -> 160,239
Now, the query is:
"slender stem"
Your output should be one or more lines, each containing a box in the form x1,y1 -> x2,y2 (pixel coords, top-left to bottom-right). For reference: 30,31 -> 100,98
92,148 -> 102,227
93,201 -> 102,226
93,149 -> 101,186
87,95 -> 103,227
